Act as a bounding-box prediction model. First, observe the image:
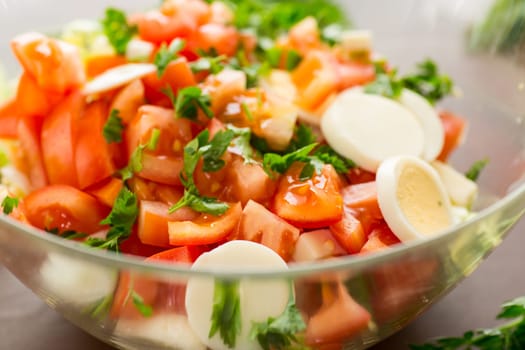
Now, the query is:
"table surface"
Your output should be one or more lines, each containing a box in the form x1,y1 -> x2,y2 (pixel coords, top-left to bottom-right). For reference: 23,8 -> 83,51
1,218 -> 524,350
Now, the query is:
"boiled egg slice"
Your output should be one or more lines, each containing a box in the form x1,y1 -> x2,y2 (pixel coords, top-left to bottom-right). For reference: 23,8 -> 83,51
185,241 -> 290,350
83,63 -> 156,95
398,89 -> 444,161
377,155 -> 454,242
321,89 -> 425,172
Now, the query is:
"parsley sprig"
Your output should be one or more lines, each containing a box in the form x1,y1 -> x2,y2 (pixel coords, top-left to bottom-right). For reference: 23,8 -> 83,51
1,196 -> 18,215
412,296 -> 525,350
101,8 -> 137,55
364,61 -> 403,99
169,86 -> 214,121
120,129 -> 161,181
168,129 -> 234,216
209,280 -> 242,348
250,299 -> 307,350
103,109 -> 125,143
154,39 -> 185,77
465,158 -> 489,182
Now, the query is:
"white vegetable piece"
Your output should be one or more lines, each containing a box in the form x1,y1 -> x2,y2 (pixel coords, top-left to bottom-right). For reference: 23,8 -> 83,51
115,313 -> 206,350
398,89 -> 445,161
340,30 -> 373,53
293,229 -> 346,262
185,241 -> 290,350
83,63 -> 156,95
39,252 -> 117,306
377,155 -> 454,242
432,160 -> 479,208
126,39 -> 155,62
321,89 -> 425,172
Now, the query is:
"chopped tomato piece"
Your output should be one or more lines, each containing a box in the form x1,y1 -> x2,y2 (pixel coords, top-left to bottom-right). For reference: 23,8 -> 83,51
0,99 -> 20,138
437,111 -> 467,161
23,184 -> 108,234
16,72 -> 61,117
341,182 -> 382,220
293,229 -> 346,262
273,164 -> 343,229
138,200 -> 199,247
335,62 -> 375,90
153,184 -> 184,206
160,0 -> 211,25
41,92 -> 83,187
235,200 -> 300,261
137,154 -> 184,186
110,271 -> 159,320
288,17 -> 321,55
119,231 -> 165,257
126,104 -> 192,158
85,54 -> 127,78
330,207 -> 366,254
147,245 -> 207,263
86,177 -> 123,208
360,223 -> 401,254
134,10 -> 197,45
110,79 -> 146,124
225,156 -> 277,206
142,57 -> 196,106
194,23 -> 239,57
11,32 -> 85,93
168,202 -> 242,246
306,282 -> 371,345
202,69 -> 246,115
75,101 -> 116,189
346,167 -> 376,185
17,115 -> 48,188
193,152 -> 232,197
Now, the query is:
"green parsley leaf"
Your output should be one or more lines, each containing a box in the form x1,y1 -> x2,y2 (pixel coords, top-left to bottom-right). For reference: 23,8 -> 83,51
154,39 -> 186,77
364,73 -> 404,99
101,8 -> 137,55
120,129 -> 160,181
190,55 -> 227,75
46,228 -> 88,240
411,295 -> 525,350
465,158 -> 489,182
314,145 -> 355,174
1,196 -> 18,215
209,280 -> 242,349
286,124 -> 318,153
285,49 -> 302,71
401,59 -> 454,105
175,86 -> 214,121
250,299 -> 307,350
227,125 -> 257,164
86,187 -> 138,252
103,109 -> 125,143
0,150 -> 8,168
131,290 -> 154,318
87,294 -> 113,319
168,130 -> 231,216
263,143 -> 317,177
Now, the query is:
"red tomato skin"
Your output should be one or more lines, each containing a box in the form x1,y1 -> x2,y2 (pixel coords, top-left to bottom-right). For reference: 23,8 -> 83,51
193,23 -> 239,57
137,154 -> 184,186
147,245 -> 207,263
41,92 -> 83,187
273,164 -> 343,229
17,115 -> 48,189
0,99 -> 20,138
329,207 -> 367,254
16,72 -> 62,117
75,101 -> 116,189
23,184 -> 108,234
437,111 -> 467,161
135,10 -> 197,45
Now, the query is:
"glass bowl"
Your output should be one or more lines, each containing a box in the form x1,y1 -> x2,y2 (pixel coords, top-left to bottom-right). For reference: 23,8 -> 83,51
1,0 -> 525,349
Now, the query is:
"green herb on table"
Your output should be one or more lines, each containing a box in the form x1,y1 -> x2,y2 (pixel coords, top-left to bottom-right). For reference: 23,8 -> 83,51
1,196 -> 18,215
209,280 -> 242,348
103,109 -> 125,143
168,129 -> 233,216
250,299 -> 307,350
465,158 -> 489,182
101,8 -> 137,55
411,296 -> 525,350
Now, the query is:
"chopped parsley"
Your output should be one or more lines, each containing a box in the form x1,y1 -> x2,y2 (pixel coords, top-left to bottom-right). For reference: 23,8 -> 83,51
465,158 -> 489,182
131,290 -> 154,318
168,129 -> 233,216
364,61 -> 403,99
250,299 -> 307,350
153,38 -> 185,77
401,59 -> 454,105
174,86 -> 214,121
190,55 -> 228,75
227,125 -> 257,164
103,109 -> 125,143
209,280 -> 242,348
101,8 -> 137,55
1,196 -> 18,215
46,228 -> 88,240
411,296 -> 525,350
85,187 -> 139,252
120,128 -> 161,181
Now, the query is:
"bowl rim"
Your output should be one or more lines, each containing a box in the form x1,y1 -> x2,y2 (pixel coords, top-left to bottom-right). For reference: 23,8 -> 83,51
1,178 -> 524,278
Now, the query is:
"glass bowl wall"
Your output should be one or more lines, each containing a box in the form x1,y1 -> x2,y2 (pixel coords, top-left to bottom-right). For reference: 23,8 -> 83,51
0,0 -> 524,349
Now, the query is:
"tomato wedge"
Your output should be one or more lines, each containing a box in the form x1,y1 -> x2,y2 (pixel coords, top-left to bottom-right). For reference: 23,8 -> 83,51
274,164 -> 343,229
138,200 -> 199,247
17,115 -> 48,189
110,79 -> 146,124
137,154 -> 184,186
11,32 -> 85,93
437,110 -> 467,161
75,101 -> 116,189
41,92 -> 83,187
0,99 -> 20,138
147,245 -> 207,263
360,223 -> 401,254
168,202 -> 242,245
134,10 -> 197,45
193,23 -> 239,57
330,207 -> 366,254
23,184 -> 108,234
16,72 -> 61,117
86,177 -> 123,208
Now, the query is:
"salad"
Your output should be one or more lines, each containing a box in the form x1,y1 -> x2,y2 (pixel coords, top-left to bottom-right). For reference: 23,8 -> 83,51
0,0 -> 486,349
